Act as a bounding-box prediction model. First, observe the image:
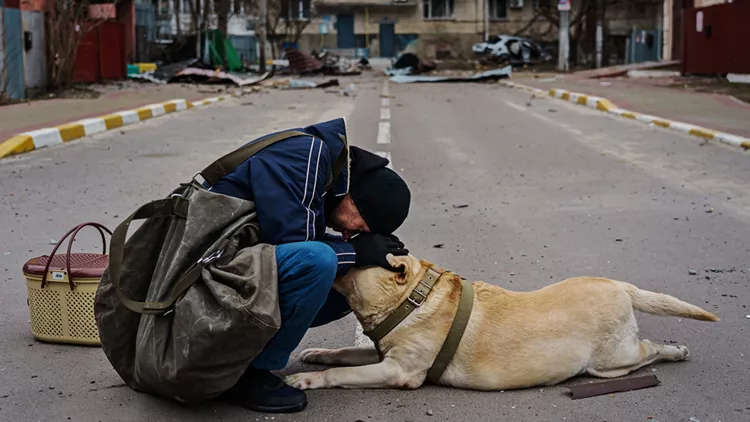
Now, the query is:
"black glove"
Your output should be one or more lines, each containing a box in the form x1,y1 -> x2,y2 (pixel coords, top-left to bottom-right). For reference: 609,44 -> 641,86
350,233 -> 409,272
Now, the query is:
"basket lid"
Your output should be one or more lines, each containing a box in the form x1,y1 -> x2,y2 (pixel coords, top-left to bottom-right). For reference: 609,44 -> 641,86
23,253 -> 109,278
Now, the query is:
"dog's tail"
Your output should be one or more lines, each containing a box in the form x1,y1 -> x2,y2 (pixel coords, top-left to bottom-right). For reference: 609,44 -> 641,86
616,281 -> 719,322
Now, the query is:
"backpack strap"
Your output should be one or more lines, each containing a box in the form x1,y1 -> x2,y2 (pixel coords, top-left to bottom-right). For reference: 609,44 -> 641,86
107,197 -> 191,315
199,130 -> 308,187
200,129 -> 349,192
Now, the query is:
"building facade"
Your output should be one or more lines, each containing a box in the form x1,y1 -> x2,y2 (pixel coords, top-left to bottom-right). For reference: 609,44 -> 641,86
295,0 -> 662,61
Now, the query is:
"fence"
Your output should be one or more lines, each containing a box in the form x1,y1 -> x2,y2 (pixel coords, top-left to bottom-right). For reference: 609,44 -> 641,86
683,1 -> 750,75
1,6 -> 25,100
1,6 -> 46,100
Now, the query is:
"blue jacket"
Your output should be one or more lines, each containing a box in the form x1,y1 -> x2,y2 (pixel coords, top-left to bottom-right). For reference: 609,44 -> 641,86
207,118 -> 356,277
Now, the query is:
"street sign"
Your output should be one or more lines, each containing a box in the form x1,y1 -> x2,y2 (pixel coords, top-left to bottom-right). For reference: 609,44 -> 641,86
558,0 -> 571,11
319,23 -> 329,35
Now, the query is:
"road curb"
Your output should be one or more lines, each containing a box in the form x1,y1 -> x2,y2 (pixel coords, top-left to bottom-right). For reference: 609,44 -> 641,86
499,80 -> 750,152
0,96 -> 226,159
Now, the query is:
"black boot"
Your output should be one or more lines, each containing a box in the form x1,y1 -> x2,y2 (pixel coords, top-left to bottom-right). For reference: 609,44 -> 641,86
221,367 -> 308,413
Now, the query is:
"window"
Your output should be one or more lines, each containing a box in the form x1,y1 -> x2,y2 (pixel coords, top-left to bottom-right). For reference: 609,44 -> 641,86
281,0 -> 311,20
489,0 -> 508,19
423,0 -> 454,19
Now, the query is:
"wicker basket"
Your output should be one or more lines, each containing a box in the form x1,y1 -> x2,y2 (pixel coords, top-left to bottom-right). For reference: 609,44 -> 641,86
23,223 -> 111,346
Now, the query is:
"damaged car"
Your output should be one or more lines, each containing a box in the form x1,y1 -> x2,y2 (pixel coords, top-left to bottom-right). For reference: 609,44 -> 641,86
472,35 -> 552,66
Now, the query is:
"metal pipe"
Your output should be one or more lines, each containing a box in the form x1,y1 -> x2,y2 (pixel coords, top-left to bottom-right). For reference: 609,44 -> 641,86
482,0 -> 490,42
259,0 -> 267,72
558,10 -> 570,72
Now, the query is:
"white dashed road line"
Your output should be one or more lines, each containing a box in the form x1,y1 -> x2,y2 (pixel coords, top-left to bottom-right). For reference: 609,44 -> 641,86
380,108 -> 391,120
377,122 -> 391,144
354,79 -> 393,349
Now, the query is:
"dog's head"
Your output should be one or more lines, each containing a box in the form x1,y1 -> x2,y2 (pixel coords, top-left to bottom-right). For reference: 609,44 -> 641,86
335,254 -> 429,325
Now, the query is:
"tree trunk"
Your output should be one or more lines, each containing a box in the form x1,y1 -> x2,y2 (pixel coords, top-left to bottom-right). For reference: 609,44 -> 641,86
214,0 -> 230,68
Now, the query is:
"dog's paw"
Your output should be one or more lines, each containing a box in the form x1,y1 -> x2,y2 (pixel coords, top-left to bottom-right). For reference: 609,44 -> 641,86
678,345 -> 690,361
299,348 -> 334,364
285,372 -> 326,390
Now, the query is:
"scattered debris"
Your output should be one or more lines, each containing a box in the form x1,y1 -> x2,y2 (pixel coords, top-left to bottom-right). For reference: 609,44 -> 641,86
433,244 -> 445,249
689,417 -> 700,422
173,68 -> 272,86
453,204 -> 469,209
357,57 -> 372,71
615,238 -> 623,242
567,374 -> 660,399
284,47 -> 363,76
128,58 -> 199,84
287,79 -> 340,89
49,239 -> 58,245
285,48 -> 323,74
389,67 -> 512,84
689,270 -> 697,275
318,51 -> 363,76
344,84 -> 358,97
385,52 -> 437,77
426,410 -> 434,416
745,315 -> 750,319
130,58 -> 273,87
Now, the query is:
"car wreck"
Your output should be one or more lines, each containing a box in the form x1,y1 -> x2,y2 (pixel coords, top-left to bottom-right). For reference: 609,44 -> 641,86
472,35 -> 552,66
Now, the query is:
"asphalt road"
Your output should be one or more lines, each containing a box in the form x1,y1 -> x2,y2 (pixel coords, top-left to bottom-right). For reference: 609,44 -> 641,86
1,74 -> 749,422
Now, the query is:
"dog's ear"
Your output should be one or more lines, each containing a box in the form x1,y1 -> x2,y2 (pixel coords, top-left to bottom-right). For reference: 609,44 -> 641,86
386,253 -> 411,285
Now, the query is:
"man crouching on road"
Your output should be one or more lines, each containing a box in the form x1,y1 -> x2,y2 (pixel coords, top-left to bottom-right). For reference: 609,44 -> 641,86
208,118 -> 411,413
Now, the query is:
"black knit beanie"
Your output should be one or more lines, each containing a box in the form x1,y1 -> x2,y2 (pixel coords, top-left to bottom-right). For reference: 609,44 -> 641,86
350,167 -> 410,235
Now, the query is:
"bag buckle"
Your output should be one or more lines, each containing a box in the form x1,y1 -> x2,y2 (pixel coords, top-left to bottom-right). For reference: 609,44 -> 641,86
198,249 -> 223,265
191,172 -> 207,185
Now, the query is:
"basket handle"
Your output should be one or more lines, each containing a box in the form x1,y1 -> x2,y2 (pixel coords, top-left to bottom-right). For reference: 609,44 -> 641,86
41,222 -> 112,290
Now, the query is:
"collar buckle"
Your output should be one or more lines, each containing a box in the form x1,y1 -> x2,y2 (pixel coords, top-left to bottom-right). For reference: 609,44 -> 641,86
407,289 -> 427,307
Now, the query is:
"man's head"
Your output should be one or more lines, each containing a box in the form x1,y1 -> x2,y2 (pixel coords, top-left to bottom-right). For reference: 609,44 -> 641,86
326,148 -> 411,241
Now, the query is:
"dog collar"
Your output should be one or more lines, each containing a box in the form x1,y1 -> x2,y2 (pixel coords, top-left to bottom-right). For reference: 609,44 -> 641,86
363,266 -> 476,384
364,267 -> 444,343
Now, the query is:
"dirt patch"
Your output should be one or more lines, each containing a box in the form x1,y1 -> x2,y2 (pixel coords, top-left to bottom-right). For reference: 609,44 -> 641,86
667,77 -> 750,104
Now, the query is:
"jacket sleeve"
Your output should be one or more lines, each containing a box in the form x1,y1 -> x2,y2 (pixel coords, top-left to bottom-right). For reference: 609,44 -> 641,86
248,136 -> 355,276
322,234 -> 355,277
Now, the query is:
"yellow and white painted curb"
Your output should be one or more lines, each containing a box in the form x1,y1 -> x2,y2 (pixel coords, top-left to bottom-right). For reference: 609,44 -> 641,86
0,96 -> 226,159
499,80 -> 750,151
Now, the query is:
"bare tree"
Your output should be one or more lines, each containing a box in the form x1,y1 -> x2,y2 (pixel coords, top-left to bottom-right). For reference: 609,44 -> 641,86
44,0 -> 120,90
242,0 -> 311,59
214,0 -> 232,65
523,0 -> 662,66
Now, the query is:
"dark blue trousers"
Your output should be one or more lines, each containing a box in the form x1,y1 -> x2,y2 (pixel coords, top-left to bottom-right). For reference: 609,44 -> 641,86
250,242 -> 352,371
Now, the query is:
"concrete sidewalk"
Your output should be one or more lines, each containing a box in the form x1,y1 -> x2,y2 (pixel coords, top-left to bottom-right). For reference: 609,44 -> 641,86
515,75 -> 750,139
0,84 -> 216,141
